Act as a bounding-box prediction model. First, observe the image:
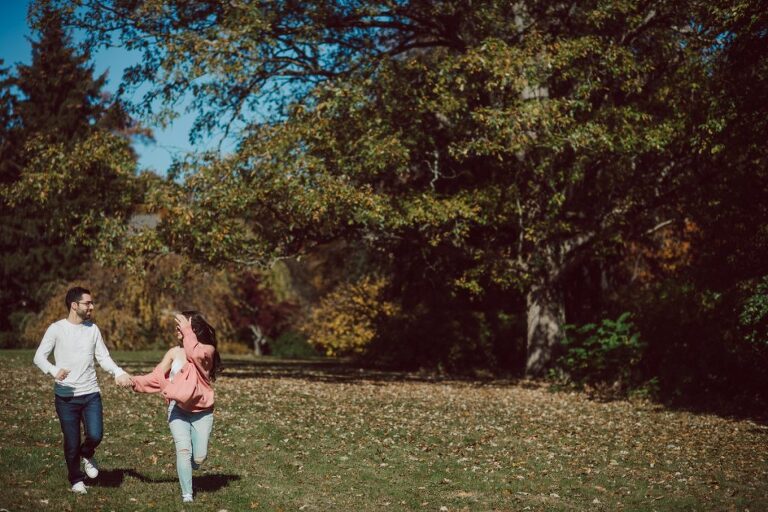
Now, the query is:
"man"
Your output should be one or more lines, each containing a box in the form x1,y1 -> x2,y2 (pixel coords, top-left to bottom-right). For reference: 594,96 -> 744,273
33,286 -> 132,494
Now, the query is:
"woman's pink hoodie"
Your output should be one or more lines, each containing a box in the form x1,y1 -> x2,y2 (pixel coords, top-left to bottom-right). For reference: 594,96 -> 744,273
131,324 -> 215,412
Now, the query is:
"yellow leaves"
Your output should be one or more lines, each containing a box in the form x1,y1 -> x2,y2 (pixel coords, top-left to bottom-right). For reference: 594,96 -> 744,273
625,218 -> 699,282
301,275 -> 399,357
453,276 -> 483,296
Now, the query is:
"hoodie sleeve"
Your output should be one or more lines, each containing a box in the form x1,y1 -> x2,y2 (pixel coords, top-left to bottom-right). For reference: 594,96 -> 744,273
131,362 -> 169,394
180,325 -> 215,374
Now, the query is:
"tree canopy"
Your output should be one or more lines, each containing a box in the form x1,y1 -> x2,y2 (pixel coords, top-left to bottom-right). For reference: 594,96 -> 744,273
0,4 -> 140,342
39,0 -> 768,386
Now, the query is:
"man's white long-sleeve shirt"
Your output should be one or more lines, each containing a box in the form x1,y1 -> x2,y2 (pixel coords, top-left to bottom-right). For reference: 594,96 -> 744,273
34,319 -> 126,397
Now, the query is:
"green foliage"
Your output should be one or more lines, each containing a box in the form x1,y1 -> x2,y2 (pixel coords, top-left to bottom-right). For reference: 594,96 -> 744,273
552,312 -> 645,394
47,0 -> 768,386
56,0 -> 723,366
627,278 -> 768,408
0,4 -> 142,341
740,276 -> 768,347
269,331 -> 319,359
14,6 -> 108,142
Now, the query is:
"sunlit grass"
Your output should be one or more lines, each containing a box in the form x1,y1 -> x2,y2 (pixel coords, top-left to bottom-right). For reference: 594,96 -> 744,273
1,349 -> 766,511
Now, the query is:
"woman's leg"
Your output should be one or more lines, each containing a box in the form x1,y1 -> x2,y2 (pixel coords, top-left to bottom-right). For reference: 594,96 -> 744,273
168,406 -> 194,499
190,409 -> 214,469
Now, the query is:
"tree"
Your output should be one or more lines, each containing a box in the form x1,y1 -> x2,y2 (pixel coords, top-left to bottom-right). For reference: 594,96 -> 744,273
0,3 -> 138,343
59,0 -> 765,374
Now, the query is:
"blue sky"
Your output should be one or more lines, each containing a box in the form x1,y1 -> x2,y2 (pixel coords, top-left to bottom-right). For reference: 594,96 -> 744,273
0,1 -> 212,175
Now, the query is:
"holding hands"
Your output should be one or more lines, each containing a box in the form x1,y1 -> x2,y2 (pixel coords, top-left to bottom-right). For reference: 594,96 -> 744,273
110,313 -> 189,390
116,373 -> 133,388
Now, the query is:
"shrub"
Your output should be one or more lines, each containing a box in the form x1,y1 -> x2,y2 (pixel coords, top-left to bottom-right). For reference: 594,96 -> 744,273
301,275 -> 399,357
270,331 -> 319,359
739,275 -> 768,348
20,257 -> 243,351
218,339 -> 252,355
19,269 -> 158,350
551,312 -> 646,395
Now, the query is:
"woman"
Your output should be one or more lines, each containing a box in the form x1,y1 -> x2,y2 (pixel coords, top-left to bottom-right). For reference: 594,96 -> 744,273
130,311 -> 221,503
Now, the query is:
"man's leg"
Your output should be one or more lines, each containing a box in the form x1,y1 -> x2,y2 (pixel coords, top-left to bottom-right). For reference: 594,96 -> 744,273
80,392 -> 103,459
54,395 -> 86,485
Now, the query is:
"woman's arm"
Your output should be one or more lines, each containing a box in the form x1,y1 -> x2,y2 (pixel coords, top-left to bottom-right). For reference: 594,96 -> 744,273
131,368 -> 163,393
130,349 -> 178,394
175,314 -> 214,370
157,348 -> 177,375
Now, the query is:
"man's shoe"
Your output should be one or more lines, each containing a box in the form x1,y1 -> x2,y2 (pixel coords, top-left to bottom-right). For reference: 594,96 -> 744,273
182,494 -> 194,502
82,457 -> 99,478
71,481 -> 87,494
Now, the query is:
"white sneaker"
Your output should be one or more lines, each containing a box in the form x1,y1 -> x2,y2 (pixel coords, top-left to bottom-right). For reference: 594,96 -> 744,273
182,494 -> 193,502
82,457 -> 99,478
71,481 -> 87,494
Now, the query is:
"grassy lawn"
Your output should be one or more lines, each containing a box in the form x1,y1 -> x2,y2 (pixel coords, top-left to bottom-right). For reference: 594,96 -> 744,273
0,349 -> 766,511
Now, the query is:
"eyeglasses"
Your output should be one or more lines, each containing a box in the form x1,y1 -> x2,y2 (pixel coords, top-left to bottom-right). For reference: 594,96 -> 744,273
77,301 -> 95,307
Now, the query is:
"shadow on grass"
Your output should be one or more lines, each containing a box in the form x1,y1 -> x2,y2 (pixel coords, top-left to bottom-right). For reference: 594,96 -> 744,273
118,353 -> 768,424
658,395 -> 768,426
216,356 -> 768,424
90,468 -> 240,492
195,473 -> 241,493
217,356 -> 523,387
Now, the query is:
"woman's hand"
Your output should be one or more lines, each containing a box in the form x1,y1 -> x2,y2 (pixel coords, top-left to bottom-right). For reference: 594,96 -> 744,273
174,313 -> 192,331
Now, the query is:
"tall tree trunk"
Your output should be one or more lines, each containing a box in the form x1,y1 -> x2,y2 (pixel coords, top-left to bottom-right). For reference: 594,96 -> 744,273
525,281 -> 565,377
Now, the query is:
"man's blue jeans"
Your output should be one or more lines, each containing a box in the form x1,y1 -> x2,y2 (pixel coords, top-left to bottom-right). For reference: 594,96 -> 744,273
54,392 -> 103,485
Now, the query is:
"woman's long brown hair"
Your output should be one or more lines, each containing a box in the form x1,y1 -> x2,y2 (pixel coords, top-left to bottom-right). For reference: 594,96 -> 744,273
182,310 -> 221,381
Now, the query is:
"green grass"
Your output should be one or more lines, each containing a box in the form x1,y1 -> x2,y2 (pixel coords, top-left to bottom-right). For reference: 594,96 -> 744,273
1,349 -> 766,511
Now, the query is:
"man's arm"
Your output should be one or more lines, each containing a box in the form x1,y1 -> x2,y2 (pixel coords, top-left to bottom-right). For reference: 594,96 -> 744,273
33,324 -> 66,379
93,326 -> 132,386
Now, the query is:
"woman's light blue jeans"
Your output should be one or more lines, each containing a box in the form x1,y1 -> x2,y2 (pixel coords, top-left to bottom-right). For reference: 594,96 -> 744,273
168,404 -> 214,498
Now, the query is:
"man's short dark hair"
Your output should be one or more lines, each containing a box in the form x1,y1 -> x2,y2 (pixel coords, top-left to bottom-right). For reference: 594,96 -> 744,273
65,287 -> 90,311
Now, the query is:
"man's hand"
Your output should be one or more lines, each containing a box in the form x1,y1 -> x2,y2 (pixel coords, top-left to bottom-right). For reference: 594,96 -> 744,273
55,368 -> 70,381
115,373 -> 133,388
